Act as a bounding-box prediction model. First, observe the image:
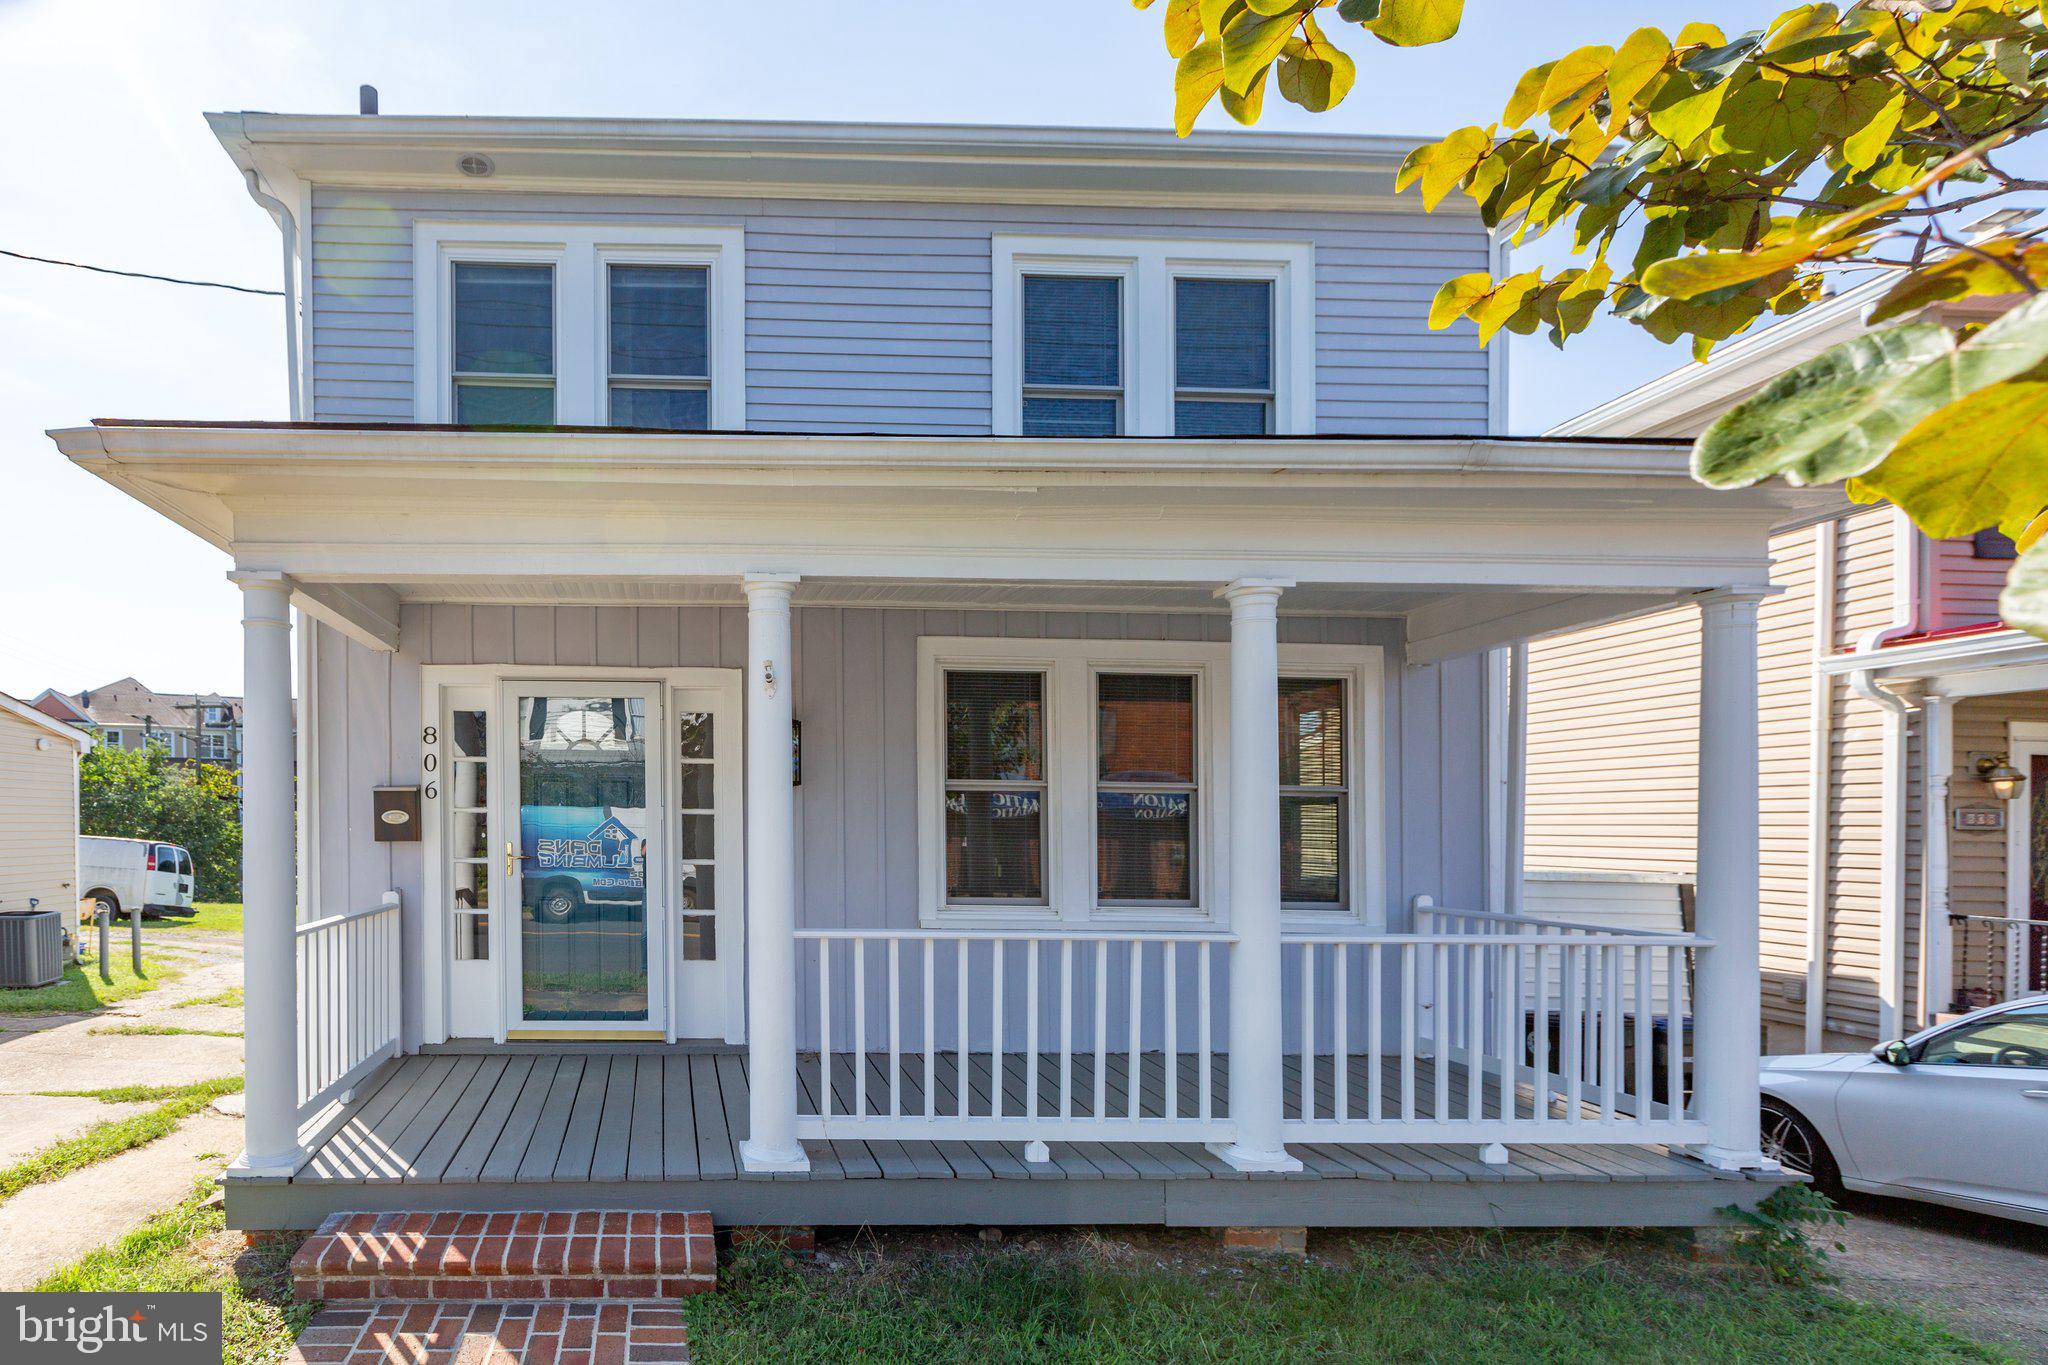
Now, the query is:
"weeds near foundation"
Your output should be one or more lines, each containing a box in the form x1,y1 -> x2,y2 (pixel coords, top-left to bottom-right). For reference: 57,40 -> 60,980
0,1075 -> 243,1204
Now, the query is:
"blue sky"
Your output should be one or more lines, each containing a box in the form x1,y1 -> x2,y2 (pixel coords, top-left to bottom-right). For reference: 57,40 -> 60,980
0,0 -> 1788,698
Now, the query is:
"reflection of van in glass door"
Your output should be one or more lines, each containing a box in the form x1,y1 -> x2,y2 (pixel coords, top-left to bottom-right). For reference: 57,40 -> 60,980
517,805 -> 648,923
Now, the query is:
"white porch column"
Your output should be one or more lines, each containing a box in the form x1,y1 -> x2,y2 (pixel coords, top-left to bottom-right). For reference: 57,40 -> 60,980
232,570 -> 300,1175
739,573 -> 809,1173
1214,577 -> 1301,1173
1692,588 -> 1769,1169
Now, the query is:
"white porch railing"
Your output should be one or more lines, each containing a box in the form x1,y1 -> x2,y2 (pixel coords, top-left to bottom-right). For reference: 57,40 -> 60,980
795,930 -> 1233,1146
296,891 -> 402,1115
1289,900 -> 1708,1147
795,907 -> 1712,1154
1948,911 -> 2048,1011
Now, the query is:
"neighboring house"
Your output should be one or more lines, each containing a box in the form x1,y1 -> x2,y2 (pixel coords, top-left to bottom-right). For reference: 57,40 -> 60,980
1526,282 -> 2040,1056
0,690 -> 92,918
34,679 -> 246,771
43,109 -> 1830,1244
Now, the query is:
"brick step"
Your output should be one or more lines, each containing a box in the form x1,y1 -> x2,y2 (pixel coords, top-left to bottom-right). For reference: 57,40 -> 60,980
289,1211 -> 715,1302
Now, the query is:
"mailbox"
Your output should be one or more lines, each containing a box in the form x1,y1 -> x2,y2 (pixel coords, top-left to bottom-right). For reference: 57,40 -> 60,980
373,785 -> 422,842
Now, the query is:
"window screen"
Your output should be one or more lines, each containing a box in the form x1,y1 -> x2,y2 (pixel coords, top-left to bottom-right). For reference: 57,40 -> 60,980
452,262 -> 555,425
1280,678 -> 1346,906
1022,275 -> 1121,437
609,265 -> 710,430
943,672 -> 1047,902
1174,277 -> 1272,436
1096,673 -> 1196,904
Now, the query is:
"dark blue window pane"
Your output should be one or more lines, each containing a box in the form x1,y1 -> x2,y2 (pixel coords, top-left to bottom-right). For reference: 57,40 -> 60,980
1023,276 -> 1120,387
611,385 -> 709,431
1022,396 -> 1118,437
610,266 -> 708,377
453,263 -> 553,375
1176,278 -> 1271,390
1174,399 -> 1268,436
456,382 -> 553,426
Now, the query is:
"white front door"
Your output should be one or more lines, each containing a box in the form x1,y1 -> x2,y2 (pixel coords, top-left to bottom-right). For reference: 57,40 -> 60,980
501,682 -> 666,1034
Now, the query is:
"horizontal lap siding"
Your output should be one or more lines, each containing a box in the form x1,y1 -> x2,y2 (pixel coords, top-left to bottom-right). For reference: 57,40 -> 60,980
1933,536 -> 2010,631
307,190 -> 1490,433
0,715 -> 79,916
1948,691 -> 2048,1006
1825,510 -> 1911,1040
1522,526 -> 1820,1031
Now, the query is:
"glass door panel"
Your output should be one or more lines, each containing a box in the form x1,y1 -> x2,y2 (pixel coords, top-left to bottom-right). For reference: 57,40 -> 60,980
511,691 -> 657,1023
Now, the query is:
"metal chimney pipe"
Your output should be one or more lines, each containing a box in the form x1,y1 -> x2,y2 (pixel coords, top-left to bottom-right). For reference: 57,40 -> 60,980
359,84 -> 379,115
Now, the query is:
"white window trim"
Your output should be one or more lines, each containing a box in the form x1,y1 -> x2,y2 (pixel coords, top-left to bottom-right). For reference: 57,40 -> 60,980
991,234 -> 1315,438
412,221 -> 746,429
916,636 -> 1382,932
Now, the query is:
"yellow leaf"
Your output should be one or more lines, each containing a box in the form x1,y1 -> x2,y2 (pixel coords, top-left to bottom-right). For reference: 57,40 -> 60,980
1537,45 -> 1614,130
1428,272 -> 1493,330
1164,0 -> 1205,56
1396,124 -> 1493,208
1673,20 -> 1726,47
1174,41 -> 1226,136
1641,237 -> 1825,299
1471,270 -> 1544,343
1503,61 -> 1555,127
1764,3 -> 1840,53
1221,60 -> 1270,122
1361,0 -> 1462,47
1222,7 -> 1297,93
1841,91 -> 1904,171
1859,371 -> 2048,538
2018,508 -> 2048,553
1606,27 -> 1672,113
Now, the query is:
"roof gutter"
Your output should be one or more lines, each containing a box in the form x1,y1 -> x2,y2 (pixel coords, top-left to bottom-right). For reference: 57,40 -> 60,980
239,168 -> 302,420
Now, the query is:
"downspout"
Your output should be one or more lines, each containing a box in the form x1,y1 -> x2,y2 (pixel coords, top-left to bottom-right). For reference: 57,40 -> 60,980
1844,507 -> 1927,1042
240,168 -> 302,420
1802,521 -> 1837,1051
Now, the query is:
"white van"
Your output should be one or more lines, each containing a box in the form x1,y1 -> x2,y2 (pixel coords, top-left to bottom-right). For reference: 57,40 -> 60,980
78,836 -> 196,920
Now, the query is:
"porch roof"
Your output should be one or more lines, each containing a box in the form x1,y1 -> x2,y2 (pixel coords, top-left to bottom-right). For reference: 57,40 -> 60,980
49,421 -> 1830,661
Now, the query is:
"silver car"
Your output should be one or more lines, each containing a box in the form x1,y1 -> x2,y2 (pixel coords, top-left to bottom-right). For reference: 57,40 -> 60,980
1759,995 -> 2048,1227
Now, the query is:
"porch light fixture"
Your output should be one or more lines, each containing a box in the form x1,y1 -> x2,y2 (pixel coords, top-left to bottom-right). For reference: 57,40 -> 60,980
1975,753 -> 2028,801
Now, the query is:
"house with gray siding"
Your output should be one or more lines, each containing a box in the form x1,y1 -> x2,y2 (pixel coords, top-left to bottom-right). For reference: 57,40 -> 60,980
47,110 -> 1821,1249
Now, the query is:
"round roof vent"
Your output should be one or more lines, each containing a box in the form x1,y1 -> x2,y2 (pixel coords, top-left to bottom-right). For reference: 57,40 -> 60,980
458,153 -> 495,178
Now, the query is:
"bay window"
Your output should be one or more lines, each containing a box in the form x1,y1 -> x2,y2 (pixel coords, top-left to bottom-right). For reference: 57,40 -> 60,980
919,638 -> 1381,928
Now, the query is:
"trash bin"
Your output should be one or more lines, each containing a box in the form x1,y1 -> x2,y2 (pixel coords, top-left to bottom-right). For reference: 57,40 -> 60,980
0,908 -> 64,988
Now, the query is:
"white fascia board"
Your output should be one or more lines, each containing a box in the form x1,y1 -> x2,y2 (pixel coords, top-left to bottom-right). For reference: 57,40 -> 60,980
1819,627 -> 2048,680
1548,275 -> 1892,438
206,112 -> 1458,212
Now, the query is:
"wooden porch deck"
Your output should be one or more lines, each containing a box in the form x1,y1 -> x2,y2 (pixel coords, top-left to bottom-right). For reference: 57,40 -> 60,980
226,1046 -> 1779,1230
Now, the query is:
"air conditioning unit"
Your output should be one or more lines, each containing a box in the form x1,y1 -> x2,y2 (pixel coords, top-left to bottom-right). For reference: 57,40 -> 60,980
0,909 -> 64,988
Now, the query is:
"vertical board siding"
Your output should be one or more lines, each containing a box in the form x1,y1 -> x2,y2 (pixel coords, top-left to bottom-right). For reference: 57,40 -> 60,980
326,604 -> 1484,1049
308,189 -> 1490,434
1521,522 -> 1825,1035
0,715 -> 80,916
1932,535 -> 2012,631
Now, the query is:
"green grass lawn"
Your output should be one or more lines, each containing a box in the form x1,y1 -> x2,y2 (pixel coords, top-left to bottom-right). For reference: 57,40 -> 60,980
0,1075 -> 243,1204
155,902 -> 243,934
37,1182 -> 311,1365
683,1235 -> 2008,1364
0,951 -> 183,1015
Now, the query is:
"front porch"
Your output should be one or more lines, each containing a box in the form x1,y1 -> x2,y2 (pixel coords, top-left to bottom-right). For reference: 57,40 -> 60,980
230,1042 -> 1774,1231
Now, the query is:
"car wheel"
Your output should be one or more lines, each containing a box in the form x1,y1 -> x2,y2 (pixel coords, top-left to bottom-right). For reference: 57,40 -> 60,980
1761,1098 -> 1842,1197
535,884 -> 581,924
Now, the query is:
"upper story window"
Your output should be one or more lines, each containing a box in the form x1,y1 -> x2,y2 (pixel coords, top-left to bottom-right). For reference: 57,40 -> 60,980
1174,278 -> 1272,436
453,262 -> 555,424
415,223 -> 745,429
1021,275 -> 1124,437
608,265 -> 710,429
202,704 -> 230,727
918,637 -> 1382,929
993,235 -> 1313,437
